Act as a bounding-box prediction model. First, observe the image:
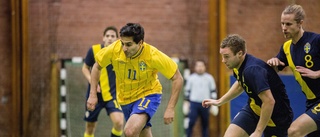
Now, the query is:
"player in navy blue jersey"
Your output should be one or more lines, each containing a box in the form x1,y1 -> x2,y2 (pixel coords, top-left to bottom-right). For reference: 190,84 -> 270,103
82,26 -> 124,137
203,34 -> 293,137
267,4 -> 320,137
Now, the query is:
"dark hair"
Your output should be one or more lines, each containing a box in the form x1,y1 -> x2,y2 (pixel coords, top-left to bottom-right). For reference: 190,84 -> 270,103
103,26 -> 118,38
120,23 -> 144,44
220,34 -> 246,55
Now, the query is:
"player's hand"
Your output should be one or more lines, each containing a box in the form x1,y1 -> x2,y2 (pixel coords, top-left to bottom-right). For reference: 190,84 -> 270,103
86,94 -> 98,111
296,66 -> 320,79
163,108 -> 174,125
202,99 -> 220,108
267,57 -> 285,66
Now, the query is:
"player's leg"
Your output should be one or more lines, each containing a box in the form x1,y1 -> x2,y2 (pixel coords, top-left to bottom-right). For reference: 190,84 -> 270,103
84,93 -> 103,137
121,94 -> 161,137
124,113 -> 149,137
84,122 -> 97,137
288,114 -> 317,137
105,99 -> 124,137
199,104 -> 210,137
226,108 -> 258,137
84,108 -> 102,137
109,112 -> 124,137
288,101 -> 320,137
140,126 -> 152,137
187,101 -> 199,137
224,124 -> 248,137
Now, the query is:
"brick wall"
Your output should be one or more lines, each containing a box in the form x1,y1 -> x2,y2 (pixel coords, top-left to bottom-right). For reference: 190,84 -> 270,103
1,0 -> 320,136
27,0 -> 209,136
227,0 -> 320,74
52,0 -> 208,60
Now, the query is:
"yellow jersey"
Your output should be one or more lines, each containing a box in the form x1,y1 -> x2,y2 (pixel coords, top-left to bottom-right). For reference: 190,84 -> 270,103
95,40 -> 178,105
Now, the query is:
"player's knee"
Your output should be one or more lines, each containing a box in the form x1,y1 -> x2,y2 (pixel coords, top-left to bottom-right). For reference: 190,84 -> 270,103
288,126 -> 303,137
113,119 -> 124,129
111,115 -> 124,129
123,127 -> 138,137
110,112 -> 124,129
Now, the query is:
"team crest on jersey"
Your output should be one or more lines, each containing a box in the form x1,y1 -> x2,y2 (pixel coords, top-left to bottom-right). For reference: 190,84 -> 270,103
304,43 -> 311,54
139,61 -> 147,71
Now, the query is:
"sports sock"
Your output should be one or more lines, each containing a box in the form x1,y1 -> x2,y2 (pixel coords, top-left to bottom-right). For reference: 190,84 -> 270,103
84,132 -> 94,137
111,127 -> 123,137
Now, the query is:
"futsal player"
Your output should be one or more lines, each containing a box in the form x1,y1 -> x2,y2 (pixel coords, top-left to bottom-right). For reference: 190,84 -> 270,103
82,26 -> 124,137
203,34 -> 293,137
267,4 -> 320,137
86,23 -> 184,137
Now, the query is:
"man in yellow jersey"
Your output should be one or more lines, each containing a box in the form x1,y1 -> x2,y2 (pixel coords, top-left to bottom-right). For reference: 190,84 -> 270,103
82,26 -> 124,137
87,23 -> 184,137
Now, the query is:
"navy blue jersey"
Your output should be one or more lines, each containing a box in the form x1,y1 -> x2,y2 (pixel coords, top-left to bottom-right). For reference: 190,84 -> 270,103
84,44 -> 116,101
277,31 -> 320,107
233,54 -> 292,126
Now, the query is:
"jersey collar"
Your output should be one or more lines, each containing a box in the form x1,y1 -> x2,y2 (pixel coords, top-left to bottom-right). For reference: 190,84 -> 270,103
130,44 -> 144,59
117,44 -> 145,62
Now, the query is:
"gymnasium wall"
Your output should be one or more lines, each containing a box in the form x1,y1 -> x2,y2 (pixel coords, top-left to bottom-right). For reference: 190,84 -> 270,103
1,0 -> 320,136
28,0 -> 210,136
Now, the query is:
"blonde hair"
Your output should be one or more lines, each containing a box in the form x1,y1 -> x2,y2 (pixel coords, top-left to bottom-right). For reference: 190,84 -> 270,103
282,4 -> 305,23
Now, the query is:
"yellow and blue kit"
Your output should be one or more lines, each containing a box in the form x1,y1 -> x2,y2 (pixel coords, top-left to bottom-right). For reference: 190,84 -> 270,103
84,44 -> 121,122
277,31 -> 320,133
95,40 -> 178,127
95,39 -> 178,105
232,54 -> 293,136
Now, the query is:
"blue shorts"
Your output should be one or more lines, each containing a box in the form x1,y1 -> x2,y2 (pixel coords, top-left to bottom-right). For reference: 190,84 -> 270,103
231,106 -> 291,137
305,100 -> 320,137
84,92 -> 122,122
121,94 -> 161,127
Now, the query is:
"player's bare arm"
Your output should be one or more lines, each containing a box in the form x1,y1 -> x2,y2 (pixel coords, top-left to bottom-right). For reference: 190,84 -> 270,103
82,63 -> 101,93
86,62 -> 102,111
252,89 -> 275,137
82,63 -> 91,83
203,81 -> 243,108
164,69 -> 183,125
